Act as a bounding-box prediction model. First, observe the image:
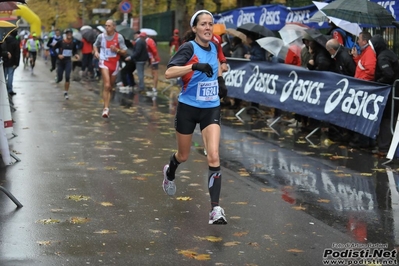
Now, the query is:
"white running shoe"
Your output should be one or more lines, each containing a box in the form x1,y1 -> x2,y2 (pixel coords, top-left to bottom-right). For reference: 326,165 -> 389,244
162,164 -> 176,196
64,92 -> 69,100
102,108 -> 110,118
209,206 -> 227,225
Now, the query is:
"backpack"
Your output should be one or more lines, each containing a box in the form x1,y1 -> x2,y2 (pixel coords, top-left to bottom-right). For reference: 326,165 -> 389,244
333,28 -> 360,53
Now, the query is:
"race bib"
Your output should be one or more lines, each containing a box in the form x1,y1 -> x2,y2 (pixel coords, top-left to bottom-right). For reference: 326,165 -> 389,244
105,48 -> 117,58
196,80 -> 218,101
62,49 -> 72,57
51,39 -> 57,46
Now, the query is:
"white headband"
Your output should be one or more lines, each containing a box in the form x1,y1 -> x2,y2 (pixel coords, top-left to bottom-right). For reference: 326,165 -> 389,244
190,10 -> 213,27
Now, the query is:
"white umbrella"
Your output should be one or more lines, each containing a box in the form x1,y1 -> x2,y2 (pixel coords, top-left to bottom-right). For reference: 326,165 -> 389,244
140,28 -> 157,36
256,37 -> 289,60
80,25 -> 92,31
311,1 -> 362,36
97,25 -> 105,33
278,23 -> 309,45
73,31 -> 82,41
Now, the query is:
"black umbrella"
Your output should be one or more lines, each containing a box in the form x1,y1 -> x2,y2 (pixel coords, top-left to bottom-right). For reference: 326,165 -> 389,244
321,0 -> 394,27
81,28 -> 97,44
237,22 -> 274,38
304,28 -> 329,48
116,25 -> 135,40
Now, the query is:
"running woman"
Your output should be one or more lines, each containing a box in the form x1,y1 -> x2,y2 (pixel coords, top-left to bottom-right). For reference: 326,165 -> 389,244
162,10 -> 228,225
53,28 -> 80,99
93,19 -> 127,118
26,33 -> 41,74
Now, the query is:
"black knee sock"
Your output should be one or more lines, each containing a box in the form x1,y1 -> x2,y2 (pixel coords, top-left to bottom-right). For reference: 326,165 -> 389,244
208,166 -> 221,208
166,153 -> 180,181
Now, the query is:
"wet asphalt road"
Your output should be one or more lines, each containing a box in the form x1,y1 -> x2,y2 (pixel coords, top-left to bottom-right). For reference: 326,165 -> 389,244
0,56 -> 399,266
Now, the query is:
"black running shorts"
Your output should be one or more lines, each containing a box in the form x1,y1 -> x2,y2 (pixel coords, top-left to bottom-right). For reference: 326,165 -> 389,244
175,102 -> 221,134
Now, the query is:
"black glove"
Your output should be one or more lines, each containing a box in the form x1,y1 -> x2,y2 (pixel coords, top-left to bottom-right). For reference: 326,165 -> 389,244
192,63 -> 213,77
218,76 -> 228,99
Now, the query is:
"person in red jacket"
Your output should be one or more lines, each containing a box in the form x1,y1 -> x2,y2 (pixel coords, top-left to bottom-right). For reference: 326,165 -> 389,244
80,38 -> 94,79
143,32 -> 160,95
351,31 -> 376,81
169,29 -> 182,56
211,34 -> 227,73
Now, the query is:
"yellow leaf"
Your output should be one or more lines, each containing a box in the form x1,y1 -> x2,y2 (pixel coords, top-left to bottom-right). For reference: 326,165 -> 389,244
195,236 -> 223,242
179,170 -> 191,174
231,201 -> 248,205
176,197 -> 192,201
194,254 -> 211,261
86,167 -> 97,171
70,217 -> 90,224
371,168 -> 387,173
230,216 -> 241,220
247,242 -> 260,247
36,218 -> 60,224
292,205 -> 306,211
133,159 -> 147,163
296,140 -> 307,144
296,151 -> 315,155
67,195 -> 90,201
287,248 -> 304,253
133,177 -> 147,181
360,173 -> 373,176
224,241 -> 241,246
336,173 -> 352,177
177,249 -> 198,259
317,199 -> 330,203
37,241 -> 52,246
261,188 -> 276,192
320,153 -> 334,157
100,202 -> 114,207
75,162 -> 86,165
233,231 -> 248,237
119,170 -> 137,174
94,230 -> 117,234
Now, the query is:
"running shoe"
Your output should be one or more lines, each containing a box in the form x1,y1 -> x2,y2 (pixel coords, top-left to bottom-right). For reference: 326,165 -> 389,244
209,206 -> 227,225
102,108 -> 109,118
64,92 -> 69,100
162,164 -> 176,196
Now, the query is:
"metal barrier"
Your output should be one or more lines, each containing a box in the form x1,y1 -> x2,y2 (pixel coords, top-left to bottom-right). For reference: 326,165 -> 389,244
383,79 -> 399,165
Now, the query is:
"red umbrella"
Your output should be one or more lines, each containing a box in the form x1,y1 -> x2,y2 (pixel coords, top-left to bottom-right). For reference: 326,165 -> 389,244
0,0 -> 25,4
0,2 -> 19,11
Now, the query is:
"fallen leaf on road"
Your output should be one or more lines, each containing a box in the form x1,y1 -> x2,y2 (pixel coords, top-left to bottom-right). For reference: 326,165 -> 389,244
119,170 -> 137,174
94,229 -> 117,234
70,217 -> 90,224
195,236 -> 222,242
231,202 -> 248,205
133,159 -> 147,163
360,173 -> 373,176
75,162 -> 86,166
292,205 -> 306,211
176,197 -> 192,201
67,195 -> 90,201
317,199 -> 330,203
37,241 -> 52,246
233,231 -> 248,237
287,248 -> 304,253
224,241 -> 240,246
133,176 -> 147,181
104,166 -> 117,170
230,216 -> 241,220
261,188 -> 276,192
100,202 -> 114,206
36,218 -> 60,224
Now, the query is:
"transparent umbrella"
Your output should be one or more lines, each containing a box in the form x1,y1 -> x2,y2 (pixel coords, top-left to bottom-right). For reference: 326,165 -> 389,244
278,23 -> 309,45
140,28 -> 157,36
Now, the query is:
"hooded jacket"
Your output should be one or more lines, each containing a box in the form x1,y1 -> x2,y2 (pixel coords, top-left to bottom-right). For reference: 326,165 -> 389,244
369,34 -> 399,84
369,34 -> 399,119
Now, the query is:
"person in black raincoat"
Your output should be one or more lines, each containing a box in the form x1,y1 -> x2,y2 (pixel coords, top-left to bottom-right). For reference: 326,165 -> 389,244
369,34 -> 399,154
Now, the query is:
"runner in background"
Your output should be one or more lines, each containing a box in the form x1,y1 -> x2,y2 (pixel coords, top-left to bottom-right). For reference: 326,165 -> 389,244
93,19 -> 127,118
143,32 -> 160,95
26,33 -> 41,75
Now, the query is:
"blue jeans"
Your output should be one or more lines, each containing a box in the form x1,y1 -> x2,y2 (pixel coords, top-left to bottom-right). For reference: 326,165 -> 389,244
4,66 -> 15,93
136,61 -> 146,90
